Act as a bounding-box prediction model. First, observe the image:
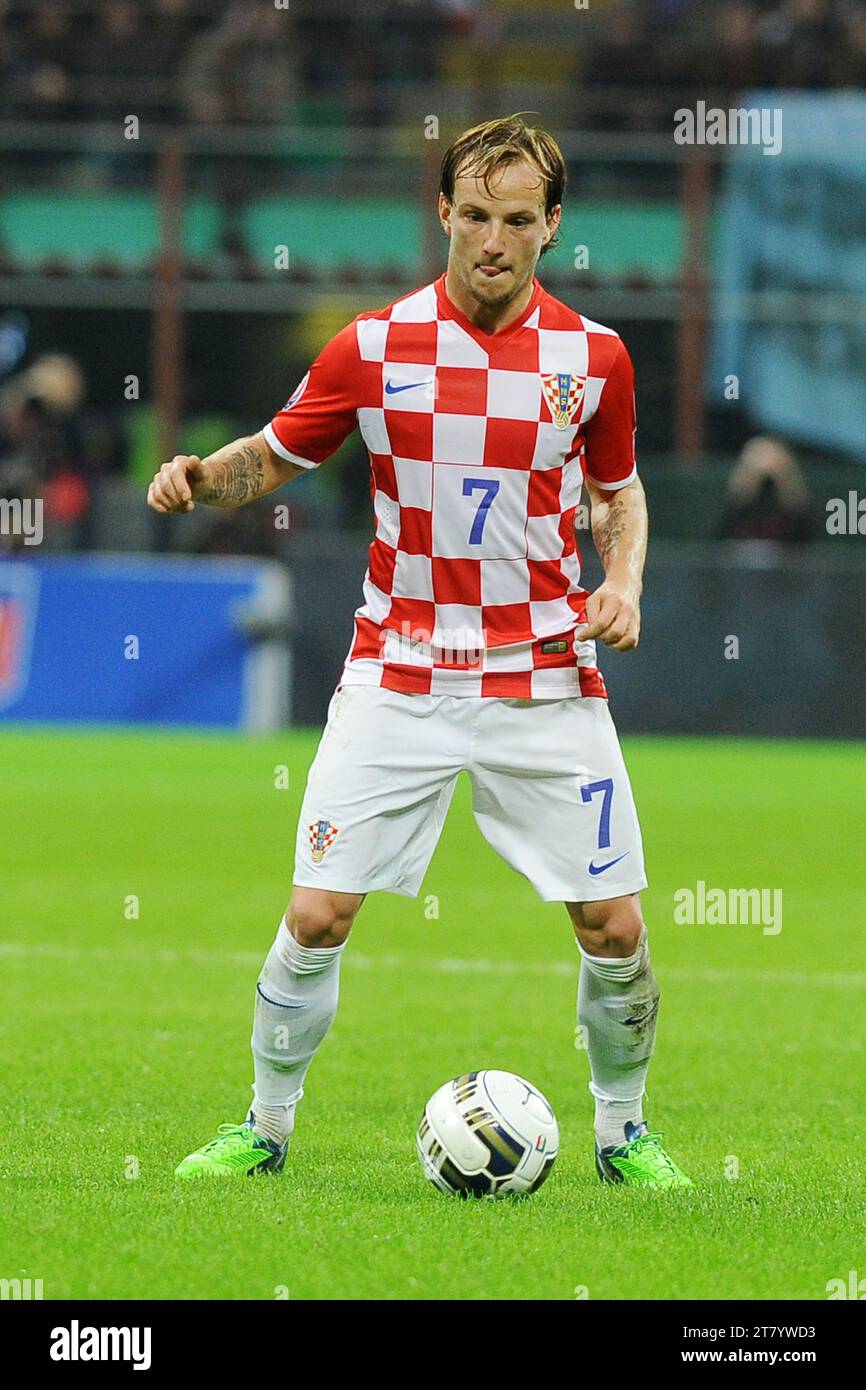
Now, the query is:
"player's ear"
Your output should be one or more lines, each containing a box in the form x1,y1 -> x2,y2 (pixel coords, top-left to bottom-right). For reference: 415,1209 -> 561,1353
542,204 -> 562,248
438,193 -> 453,237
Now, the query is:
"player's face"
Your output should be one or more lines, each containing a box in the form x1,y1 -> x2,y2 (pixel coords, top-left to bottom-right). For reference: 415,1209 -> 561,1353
440,159 -> 561,310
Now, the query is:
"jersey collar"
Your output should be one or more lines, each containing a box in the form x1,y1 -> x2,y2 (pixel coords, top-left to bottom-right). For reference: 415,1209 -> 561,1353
434,273 -> 544,351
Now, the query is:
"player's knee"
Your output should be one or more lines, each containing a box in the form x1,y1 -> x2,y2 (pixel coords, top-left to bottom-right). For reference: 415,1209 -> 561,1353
286,889 -> 362,948
573,895 -> 645,957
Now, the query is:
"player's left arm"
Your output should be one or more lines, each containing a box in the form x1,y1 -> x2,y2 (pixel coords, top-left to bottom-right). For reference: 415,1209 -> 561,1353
579,335 -> 646,651
581,474 -> 647,651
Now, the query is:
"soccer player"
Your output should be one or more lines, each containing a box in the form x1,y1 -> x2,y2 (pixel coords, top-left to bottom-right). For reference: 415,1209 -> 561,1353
148,115 -> 691,1188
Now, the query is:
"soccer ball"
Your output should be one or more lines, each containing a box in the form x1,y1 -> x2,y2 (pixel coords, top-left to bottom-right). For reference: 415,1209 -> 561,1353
416,1069 -> 558,1198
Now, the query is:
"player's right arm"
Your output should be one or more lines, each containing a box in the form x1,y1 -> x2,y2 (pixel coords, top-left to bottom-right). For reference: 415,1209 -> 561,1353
147,318 -> 367,515
147,431 -> 304,513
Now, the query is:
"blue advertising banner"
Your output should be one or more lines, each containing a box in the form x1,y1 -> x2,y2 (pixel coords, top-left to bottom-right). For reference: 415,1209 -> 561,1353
0,554 -> 291,728
712,92 -> 866,460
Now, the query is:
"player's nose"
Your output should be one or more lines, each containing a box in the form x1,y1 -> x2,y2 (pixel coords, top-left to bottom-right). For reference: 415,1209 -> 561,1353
481,222 -> 506,256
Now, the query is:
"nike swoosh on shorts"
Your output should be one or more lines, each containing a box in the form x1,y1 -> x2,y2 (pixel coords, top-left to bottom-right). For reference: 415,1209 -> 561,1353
588,852 -> 630,876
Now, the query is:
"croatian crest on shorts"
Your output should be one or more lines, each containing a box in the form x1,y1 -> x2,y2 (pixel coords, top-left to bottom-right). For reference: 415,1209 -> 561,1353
541,372 -> 585,429
309,818 -> 339,863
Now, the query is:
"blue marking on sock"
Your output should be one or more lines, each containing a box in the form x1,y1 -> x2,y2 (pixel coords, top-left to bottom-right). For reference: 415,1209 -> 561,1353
256,983 -> 306,1009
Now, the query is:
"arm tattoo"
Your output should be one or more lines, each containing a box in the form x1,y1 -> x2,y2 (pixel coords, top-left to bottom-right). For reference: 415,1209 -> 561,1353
592,496 -> 628,567
196,443 -> 265,506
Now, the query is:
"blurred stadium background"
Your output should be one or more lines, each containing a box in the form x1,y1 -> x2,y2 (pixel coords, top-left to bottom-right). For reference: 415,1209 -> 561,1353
1,0 -> 865,735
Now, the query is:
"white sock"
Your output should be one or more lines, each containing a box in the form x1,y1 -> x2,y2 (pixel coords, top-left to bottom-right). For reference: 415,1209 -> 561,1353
248,1097 -> 298,1148
249,916 -> 346,1146
576,927 -> 659,1148
592,1094 -> 646,1149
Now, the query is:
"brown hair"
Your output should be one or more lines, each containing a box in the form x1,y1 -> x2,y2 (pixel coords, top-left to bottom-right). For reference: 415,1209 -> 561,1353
439,114 -> 566,256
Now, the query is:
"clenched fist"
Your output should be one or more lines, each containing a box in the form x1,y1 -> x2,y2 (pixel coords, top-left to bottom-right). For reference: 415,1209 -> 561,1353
147,454 -> 202,513
578,580 -> 641,651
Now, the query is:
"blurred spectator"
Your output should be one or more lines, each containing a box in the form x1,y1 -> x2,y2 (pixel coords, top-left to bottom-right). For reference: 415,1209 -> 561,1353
73,1 -> 160,121
0,353 -> 126,541
831,5 -> 866,87
584,6 -> 656,93
0,355 -> 87,530
758,0 -> 845,88
181,1 -> 298,126
345,1 -> 453,127
707,2 -> 763,91
717,436 -> 817,544
1,0 -> 861,132
435,0 -> 486,26
3,1 -> 77,120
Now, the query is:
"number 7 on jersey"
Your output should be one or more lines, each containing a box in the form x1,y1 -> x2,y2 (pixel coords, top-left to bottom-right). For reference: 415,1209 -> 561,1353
463,476 -> 500,544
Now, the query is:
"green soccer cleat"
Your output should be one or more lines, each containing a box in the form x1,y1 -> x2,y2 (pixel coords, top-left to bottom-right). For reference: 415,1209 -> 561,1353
595,1120 -> 693,1188
175,1120 -> 288,1179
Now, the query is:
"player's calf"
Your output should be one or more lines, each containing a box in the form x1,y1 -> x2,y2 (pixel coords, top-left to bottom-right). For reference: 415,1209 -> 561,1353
248,898 -> 360,1149
568,895 -> 692,1185
175,893 -> 364,1179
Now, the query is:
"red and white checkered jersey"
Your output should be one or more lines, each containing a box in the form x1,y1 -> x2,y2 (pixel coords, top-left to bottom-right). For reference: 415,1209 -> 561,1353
264,274 -> 638,698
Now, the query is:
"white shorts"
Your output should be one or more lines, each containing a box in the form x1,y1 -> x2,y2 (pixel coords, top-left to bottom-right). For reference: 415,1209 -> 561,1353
293,686 -> 647,904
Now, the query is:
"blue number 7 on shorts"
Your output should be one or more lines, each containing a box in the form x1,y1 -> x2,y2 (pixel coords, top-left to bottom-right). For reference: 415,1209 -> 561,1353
581,777 -> 614,850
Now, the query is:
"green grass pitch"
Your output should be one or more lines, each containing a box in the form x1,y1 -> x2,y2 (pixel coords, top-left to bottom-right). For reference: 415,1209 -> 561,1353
1,726 -> 864,1301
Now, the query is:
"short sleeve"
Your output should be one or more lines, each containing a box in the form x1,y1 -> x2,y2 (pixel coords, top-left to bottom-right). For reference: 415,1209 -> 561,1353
582,337 -> 638,490
263,320 -> 361,469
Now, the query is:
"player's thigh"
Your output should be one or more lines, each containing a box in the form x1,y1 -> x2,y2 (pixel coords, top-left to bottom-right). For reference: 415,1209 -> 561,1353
293,685 -> 465,896
469,696 -> 647,903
